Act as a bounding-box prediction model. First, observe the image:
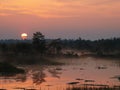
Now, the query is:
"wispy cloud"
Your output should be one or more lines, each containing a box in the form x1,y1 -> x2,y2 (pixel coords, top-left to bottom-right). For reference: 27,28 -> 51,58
0,13 -> 11,16
0,0 -> 120,18
89,0 -> 120,5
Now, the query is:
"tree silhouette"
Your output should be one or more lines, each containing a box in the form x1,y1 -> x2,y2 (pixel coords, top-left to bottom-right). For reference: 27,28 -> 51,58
48,39 -> 62,55
32,32 -> 46,55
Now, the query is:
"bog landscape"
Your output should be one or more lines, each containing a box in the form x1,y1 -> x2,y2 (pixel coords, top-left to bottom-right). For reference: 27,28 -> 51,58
0,0 -> 120,90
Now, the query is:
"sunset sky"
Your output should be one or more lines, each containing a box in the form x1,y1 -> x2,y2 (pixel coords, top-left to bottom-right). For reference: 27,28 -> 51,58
0,0 -> 120,40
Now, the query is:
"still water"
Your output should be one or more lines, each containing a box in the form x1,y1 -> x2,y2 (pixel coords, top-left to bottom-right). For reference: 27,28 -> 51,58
0,57 -> 120,90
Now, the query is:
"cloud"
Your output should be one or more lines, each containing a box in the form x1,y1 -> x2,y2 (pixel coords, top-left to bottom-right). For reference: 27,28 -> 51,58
54,0 -> 79,2
0,13 -> 11,16
0,0 -> 120,18
88,0 -> 120,5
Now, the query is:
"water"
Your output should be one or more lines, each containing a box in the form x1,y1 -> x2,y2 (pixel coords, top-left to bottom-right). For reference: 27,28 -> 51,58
0,57 -> 120,90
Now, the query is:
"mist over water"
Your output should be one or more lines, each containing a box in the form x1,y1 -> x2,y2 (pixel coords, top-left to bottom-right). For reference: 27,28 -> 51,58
1,57 -> 120,90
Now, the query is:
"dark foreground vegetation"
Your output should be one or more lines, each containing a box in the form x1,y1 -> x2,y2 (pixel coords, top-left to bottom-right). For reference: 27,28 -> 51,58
0,62 -> 25,76
0,32 -> 120,65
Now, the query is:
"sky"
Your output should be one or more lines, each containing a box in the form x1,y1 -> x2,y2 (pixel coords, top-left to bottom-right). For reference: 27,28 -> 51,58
0,0 -> 120,40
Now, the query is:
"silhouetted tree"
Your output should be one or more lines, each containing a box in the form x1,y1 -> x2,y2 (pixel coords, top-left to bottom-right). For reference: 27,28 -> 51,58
48,39 -> 62,55
32,32 -> 46,55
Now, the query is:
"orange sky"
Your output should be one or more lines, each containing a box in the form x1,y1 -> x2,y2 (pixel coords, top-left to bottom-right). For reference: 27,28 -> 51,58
0,0 -> 120,39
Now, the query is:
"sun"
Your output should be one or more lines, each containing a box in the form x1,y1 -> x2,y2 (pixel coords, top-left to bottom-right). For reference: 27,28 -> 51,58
21,33 -> 28,40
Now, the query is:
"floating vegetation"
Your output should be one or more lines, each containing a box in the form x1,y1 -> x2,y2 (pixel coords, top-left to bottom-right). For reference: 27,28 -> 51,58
97,66 -> 107,69
67,82 -> 80,85
84,80 -> 95,82
76,78 -> 84,81
80,68 -> 84,70
45,85 -> 53,87
25,89 -> 37,90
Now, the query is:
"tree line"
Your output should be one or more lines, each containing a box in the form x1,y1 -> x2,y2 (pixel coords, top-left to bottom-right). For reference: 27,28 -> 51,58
0,32 -> 120,57
0,32 -> 62,56
62,37 -> 120,57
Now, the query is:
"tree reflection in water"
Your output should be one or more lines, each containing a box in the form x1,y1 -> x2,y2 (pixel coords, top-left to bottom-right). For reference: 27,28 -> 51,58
15,74 -> 27,82
0,66 -> 63,87
32,71 -> 46,85
0,73 -> 27,84
48,67 -> 62,79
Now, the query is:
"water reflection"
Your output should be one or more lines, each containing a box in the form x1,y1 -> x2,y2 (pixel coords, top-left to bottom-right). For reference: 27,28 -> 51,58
0,57 -> 120,90
48,67 -> 62,79
32,71 -> 46,85
15,74 -> 26,82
